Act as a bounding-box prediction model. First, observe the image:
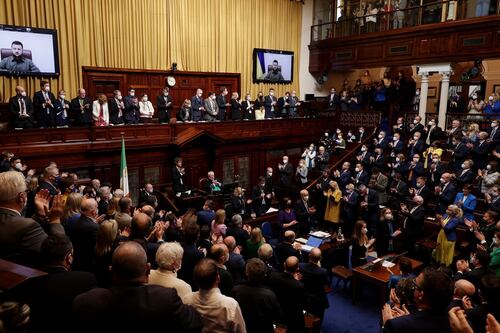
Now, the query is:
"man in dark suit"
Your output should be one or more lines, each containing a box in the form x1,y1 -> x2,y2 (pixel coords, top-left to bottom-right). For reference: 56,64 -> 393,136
411,176 -> 430,203
70,88 -> 92,127
6,234 -> 97,333
315,146 -> 330,171
436,173 -> 457,214
342,184 -> 359,235
328,87 -> 340,112
204,91 -> 219,121
226,214 -> 250,249
371,148 -> 386,171
178,222 -> 205,290
251,177 -> 270,217
464,274 -> 500,333
70,197 -> 100,272
488,119 -> 500,145
334,161 -> 352,192
375,131 -> 390,151
299,248 -> 329,324
269,256 -> 307,333
356,145 -> 372,170
232,258 -> 283,333
196,200 -> 216,227
470,132 -> 490,170
406,154 -> 425,187
264,88 -> 277,118
359,184 -> 379,235
191,88 -> 205,122
423,119 -> 442,145
73,241 -> 202,332
401,195 -> 426,256
275,230 -> 301,266
448,137 -> 468,173
108,90 -> 125,125
392,117 -> 408,139
389,133 -> 405,158
32,80 -> 56,128
172,157 -> 188,196
0,171 -> 65,267
53,90 -> 71,127
428,155 -> 446,186
277,92 -> 290,118
352,163 -> 369,186
407,131 -> 425,158
295,190 -> 316,235
455,159 -> 475,188
157,87 -> 173,124
388,173 -> 409,209
409,115 -> 425,137
223,236 -> 246,283
37,165 -> 60,196
382,268 -> 453,333
216,86 -> 229,121
278,155 -> 294,187
455,251 -> 492,291
9,85 -> 34,129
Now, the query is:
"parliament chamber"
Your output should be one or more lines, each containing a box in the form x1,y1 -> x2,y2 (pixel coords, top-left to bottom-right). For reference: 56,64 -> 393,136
1,0 -> 500,333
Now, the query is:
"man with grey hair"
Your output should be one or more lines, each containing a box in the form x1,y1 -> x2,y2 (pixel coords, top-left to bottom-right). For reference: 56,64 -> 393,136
258,243 -> 278,278
71,197 -> 100,271
73,241 -> 202,331
37,165 -> 60,196
226,214 -> 250,249
149,242 -> 192,301
98,186 -> 111,215
0,171 -> 65,267
401,195 -> 425,257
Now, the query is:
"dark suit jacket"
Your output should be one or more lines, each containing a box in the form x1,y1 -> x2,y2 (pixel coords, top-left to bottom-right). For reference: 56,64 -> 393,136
230,99 -> 241,120
123,102 -> 140,124
72,284 -> 202,332
108,98 -> 125,125
414,184 -> 430,203
275,242 -> 301,267
428,162 -> 446,186
298,262 -> 329,317
70,97 -> 93,125
472,140 -> 490,169
269,272 -> 307,333
226,252 -> 245,283
456,169 -> 475,186
178,243 -> 204,289
295,199 -> 312,225
279,163 -> 294,187
70,215 -> 99,272
408,140 -> 425,157
343,191 -> 359,221
328,93 -> 340,110
354,170 -> 369,186
0,208 -> 65,267
33,90 -> 56,125
251,185 -> 269,216
424,126 -> 443,144
216,94 -> 227,120
232,281 -> 283,333
9,95 -> 34,127
377,138 -> 390,150
409,123 -> 425,136
403,205 -> 425,237
172,166 -> 187,194
438,183 -> 457,213
241,100 -> 255,120
53,99 -> 70,126
337,170 -> 352,191
7,266 -> 97,333
264,95 -> 277,118
383,309 -> 451,333
191,95 -> 204,121
156,94 -> 173,122
391,140 -> 405,155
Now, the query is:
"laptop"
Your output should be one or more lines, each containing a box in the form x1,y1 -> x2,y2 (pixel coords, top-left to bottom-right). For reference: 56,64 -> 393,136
301,236 -> 323,252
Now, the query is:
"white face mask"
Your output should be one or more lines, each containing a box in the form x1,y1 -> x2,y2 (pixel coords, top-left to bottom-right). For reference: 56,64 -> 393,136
472,94 -> 477,100
15,162 -> 22,170
492,122 -> 498,128
413,119 -> 418,124
142,97 -> 148,102
270,92 -> 274,96
461,163 -> 466,169
164,92 -> 169,96
325,133 -> 329,137
129,92 -> 135,97
413,158 -> 419,162
354,167 -> 360,172
489,96 -> 494,101
378,134 -> 383,139
395,158 -> 400,162
413,136 -> 418,141
359,129 -> 364,133
60,95 -> 65,100
440,178 -> 445,183
44,86 -> 50,92
385,214 -> 393,220
486,165 -> 492,171
337,130 -> 341,134
361,147 -> 367,152
304,196 -> 309,201
283,159 -> 288,164
428,121 -> 435,126
117,95 -> 122,100
362,228 -> 368,234
268,173 -> 272,177
393,137 -> 399,141
432,158 -> 439,163
309,146 -> 314,150
20,91 -> 27,97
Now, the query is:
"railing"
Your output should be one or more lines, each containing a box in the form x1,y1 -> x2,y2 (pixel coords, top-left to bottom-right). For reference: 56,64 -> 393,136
311,0 -> 500,41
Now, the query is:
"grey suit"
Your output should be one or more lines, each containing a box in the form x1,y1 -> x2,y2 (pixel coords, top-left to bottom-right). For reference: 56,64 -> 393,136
0,208 -> 65,267
372,173 -> 388,204
204,97 -> 219,121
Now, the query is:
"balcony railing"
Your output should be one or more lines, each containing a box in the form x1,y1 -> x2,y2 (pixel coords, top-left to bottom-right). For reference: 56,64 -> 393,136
311,0 -> 500,42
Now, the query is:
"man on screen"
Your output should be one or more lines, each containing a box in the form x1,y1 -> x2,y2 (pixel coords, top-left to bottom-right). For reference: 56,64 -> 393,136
0,40 -> 40,73
264,60 -> 284,82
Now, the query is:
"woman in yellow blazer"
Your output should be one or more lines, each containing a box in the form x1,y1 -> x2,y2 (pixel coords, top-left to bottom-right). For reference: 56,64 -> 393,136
324,180 -> 342,224
423,141 -> 443,169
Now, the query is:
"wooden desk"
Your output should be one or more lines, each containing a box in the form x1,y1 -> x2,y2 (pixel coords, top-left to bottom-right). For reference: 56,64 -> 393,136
351,256 -> 423,306
243,212 -> 279,228
0,259 -> 46,291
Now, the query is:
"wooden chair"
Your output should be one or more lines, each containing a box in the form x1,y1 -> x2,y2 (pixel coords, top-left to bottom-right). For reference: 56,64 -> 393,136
331,265 -> 353,291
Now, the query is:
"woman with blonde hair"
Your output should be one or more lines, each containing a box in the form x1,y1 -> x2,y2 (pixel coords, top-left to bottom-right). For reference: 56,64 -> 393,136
211,209 -> 227,244
94,219 -> 119,286
26,175 -> 39,217
433,204 -> 462,267
62,192 -> 83,236
324,180 -> 342,226
296,159 -> 308,187
106,196 -> 120,219
466,123 -> 480,142
246,227 -> 265,259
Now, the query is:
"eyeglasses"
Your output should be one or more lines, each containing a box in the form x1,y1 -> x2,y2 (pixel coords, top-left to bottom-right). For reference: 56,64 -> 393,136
410,278 -> 422,291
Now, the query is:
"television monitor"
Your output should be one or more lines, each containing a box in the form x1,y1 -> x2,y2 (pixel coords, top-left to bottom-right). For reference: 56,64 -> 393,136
253,48 -> 293,84
0,24 -> 60,76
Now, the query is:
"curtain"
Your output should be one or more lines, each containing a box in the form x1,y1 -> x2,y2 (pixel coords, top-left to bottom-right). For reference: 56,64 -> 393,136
0,0 -> 302,102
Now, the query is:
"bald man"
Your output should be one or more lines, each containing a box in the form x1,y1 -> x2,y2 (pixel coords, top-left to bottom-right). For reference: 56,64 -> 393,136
73,242 -> 202,331
436,172 -> 457,214
269,256 -> 307,333
209,243 -> 234,296
71,198 -> 100,271
448,279 -> 476,310
275,230 -> 301,266
224,236 -> 245,283
299,248 -> 329,322
9,85 -> 34,129
70,88 -> 92,127
129,212 -> 159,268
401,195 -> 426,257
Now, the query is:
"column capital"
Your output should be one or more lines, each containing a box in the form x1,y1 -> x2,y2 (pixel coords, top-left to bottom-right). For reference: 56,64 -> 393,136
440,71 -> 452,80
418,71 -> 429,78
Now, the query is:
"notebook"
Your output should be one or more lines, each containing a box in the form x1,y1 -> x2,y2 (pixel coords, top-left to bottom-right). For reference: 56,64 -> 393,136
301,236 -> 323,252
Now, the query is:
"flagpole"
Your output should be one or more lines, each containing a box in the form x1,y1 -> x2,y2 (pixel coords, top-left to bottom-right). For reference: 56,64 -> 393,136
120,133 -> 130,197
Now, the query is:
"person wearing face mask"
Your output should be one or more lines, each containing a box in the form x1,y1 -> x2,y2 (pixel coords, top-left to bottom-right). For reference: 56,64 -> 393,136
342,184 -> 359,235
392,117 -> 408,139
241,93 -> 255,120
375,131 -> 389,150
203,91 -> 219,122
334,161 -> 352,192
489,231 -> 500,275
108,89 -> 125,126
251,176 -> 271,217
426,153 -> 445,187
37,165 -> 61,196
389,133 -> 404,158
447,136 -> 468,173
351,221 -> 376,268
302,144 -> 316,170
352,163 -> 369,186
358,184 -> 380,235
370,167 -> 389,204
467,92 -> 484,121
346,130 -> 357,143
406,154 -> 424,187
328,87 -> 340,112
371,148 -> 386,170
356,145 -> 372,170
216,86 -> 230,121
264,88 -> 277,119
278,156 -> 294,187
409,116 -> 424,136
295,159 -> 308,188
357,126 -> 366,143
376,208 -> 401,256
71,88 -> 93,127
318,132 -> 333,152
33,80 -> 56,128
456,159 -> 475,188
410,176 -> 430,203
53,90 -> 70,127
190,88 -> 205,122
400,195 -> 425,256
388,172 -> 409,208
478,161 -> 499,194
92,94 -> 110,126
422,141 -> 443,170
295,189 -> 316,235
324,180 -> 342,228
454,184 -> 477,222
288,90 -> 301,118
230,187 -> 248,217
139,94 -> 154,123
407,131 -> 425,159
157,87 -> 173,124
334,133 -> 346,154
9,85 -> 34,129
433,204 -> 462,267
123,87 -> 136,111
277,91 -> 290,118
315,146 -> 330,170
97,186 -> 112,216
484,95 -> 500,119
485,186 -> 500,214
230,92 -> 242,121
424,118 -> 442,145
470,131 -> 490,171
435,173 -> 457,214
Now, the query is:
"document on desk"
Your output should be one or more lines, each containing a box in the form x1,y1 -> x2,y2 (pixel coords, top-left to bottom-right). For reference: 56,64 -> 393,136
382,260 -> 396,268
295,238 -> 308,244
266,207 -> 279,213
309,231 -> 331,238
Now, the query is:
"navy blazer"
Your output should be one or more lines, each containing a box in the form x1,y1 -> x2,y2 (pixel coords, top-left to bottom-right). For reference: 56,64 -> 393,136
438,182 -> 457,213
216,94 -> 227,120
383,309 -> 451,333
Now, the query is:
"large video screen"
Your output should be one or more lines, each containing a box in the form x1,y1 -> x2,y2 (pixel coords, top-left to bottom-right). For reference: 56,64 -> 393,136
0,24 -> 60,76
253,48 -> 294,84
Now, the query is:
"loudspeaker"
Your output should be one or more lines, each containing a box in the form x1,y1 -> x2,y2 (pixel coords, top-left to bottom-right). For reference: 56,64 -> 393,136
171,62 -> 177,71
